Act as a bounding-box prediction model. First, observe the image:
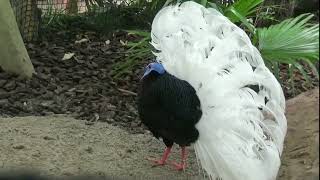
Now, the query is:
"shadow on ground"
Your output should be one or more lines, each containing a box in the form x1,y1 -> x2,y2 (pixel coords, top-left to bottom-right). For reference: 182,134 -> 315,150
0,88 -> 318,180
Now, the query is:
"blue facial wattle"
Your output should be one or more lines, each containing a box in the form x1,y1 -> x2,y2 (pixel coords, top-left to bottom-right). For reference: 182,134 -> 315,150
142,62 -> 166,78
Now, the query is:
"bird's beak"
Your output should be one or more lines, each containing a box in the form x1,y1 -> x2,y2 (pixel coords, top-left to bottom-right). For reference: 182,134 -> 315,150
141,68 -> 152,80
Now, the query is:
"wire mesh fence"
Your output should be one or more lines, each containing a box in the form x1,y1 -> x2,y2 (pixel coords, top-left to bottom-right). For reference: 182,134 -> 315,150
9,0 -> 165,43
10,0 -> 64,42
37,0 -> 87,14
10,0 -> 42,42
9,0 -> 102,42
8,0 -> 318,43
6,0 -> 244,43
9,0 -> 143,42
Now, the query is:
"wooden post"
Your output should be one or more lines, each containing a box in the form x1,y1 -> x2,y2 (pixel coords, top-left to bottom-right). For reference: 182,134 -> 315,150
66,0 -> 79,14
0,0 -> 35,79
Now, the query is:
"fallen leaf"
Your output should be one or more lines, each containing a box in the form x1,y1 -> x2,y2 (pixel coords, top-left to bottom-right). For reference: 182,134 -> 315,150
62,53 -> 75,61
75,38 -> 89,44
119,40 -> 127,46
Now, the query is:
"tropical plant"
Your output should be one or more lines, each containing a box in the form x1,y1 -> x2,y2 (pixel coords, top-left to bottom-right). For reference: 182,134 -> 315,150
255,13 -> 319,86
256,14 -> 319,63
225,0 -> 263,23
112,0 -> 265,77
111,30 -> 153,78
114,0 -> 319,93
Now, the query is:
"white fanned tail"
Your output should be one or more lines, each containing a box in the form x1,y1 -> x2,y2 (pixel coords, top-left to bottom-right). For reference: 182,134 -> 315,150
151,1 -> 287,180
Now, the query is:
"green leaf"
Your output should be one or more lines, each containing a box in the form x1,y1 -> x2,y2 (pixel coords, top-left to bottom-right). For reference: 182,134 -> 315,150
125,30 -> 151,37
225,0 -> 264,23
111,30 -> 153,78
272,61 -> 280,81
288,64 -> 295,94
293,62 -> 312,85
228,6 -> 256,33
306,60 -> 319,80
200,0 -> 207,7
207,2 -> 224,13
257,13 -> 319,63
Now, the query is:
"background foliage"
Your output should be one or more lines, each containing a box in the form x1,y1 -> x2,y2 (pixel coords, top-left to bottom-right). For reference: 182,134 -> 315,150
99,0 -> 318,90
11,0 -> 319,94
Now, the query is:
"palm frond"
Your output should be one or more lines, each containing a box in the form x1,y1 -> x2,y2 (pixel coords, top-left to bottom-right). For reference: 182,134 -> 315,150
227,6 -> 256,33
306,60 -> 319,80
256,13 -> 319,63
111,30 -> 152,78
225,0 -> 264,23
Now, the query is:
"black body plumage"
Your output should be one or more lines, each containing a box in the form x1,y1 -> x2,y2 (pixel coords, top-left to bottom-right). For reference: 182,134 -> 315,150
138,71 -> 202,147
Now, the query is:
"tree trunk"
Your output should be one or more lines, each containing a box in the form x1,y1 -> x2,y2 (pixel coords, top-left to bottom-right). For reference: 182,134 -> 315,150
66,0 -> 79,14
0,0 -> 35,79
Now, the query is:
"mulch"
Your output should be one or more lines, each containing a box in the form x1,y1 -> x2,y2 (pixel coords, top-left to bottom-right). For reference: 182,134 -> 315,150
0,29 -> 318,133
0,30 -> 147,133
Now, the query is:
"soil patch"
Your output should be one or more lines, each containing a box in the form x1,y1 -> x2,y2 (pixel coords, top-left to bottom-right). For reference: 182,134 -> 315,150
0,116 -> 200,179
278,88 -> 319,180
0,89 -> 318,179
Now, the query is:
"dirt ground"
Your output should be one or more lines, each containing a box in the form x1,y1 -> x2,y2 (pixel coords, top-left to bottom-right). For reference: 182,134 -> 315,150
0,115 -> 200,180
277,88 -> 319,180
0,88 -> 318,180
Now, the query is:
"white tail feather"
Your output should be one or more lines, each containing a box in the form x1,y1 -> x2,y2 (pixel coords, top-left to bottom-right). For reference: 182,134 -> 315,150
151,2 -> 287,180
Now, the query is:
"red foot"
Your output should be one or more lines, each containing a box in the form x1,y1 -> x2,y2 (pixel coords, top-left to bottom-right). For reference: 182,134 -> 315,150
146,157 -> 166,166
171,161 -> 187,171
145,146 -> 188,171
146,147 -> 172,167
171,146 -> 188,171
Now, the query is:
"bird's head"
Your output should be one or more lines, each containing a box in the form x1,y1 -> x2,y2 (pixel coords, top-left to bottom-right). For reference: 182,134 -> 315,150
142,62 -> 165,79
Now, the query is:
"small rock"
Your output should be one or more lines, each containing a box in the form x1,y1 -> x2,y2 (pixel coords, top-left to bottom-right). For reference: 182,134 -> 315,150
62,52 -> 75,61
0,80 -> 6,87
85,121 -> 94,125
0,99 -> 9,105
62,172 -> 73,176
32,150 -> 41,157
126,149 -> 133,153
85,146 -> 93,153
43,136 -> 55,140
75,38 -> 89,44
4,81 -> 16,91
13,144 -> 25,150
40,100 -> 54,107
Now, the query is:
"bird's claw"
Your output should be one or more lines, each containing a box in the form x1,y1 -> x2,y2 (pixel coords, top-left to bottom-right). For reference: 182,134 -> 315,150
146,157 -> 166,166
171,161 -> 186,171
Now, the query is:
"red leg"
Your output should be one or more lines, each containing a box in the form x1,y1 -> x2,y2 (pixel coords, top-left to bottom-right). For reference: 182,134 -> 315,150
147,147 -> 172,166
172,146 -> 188,171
